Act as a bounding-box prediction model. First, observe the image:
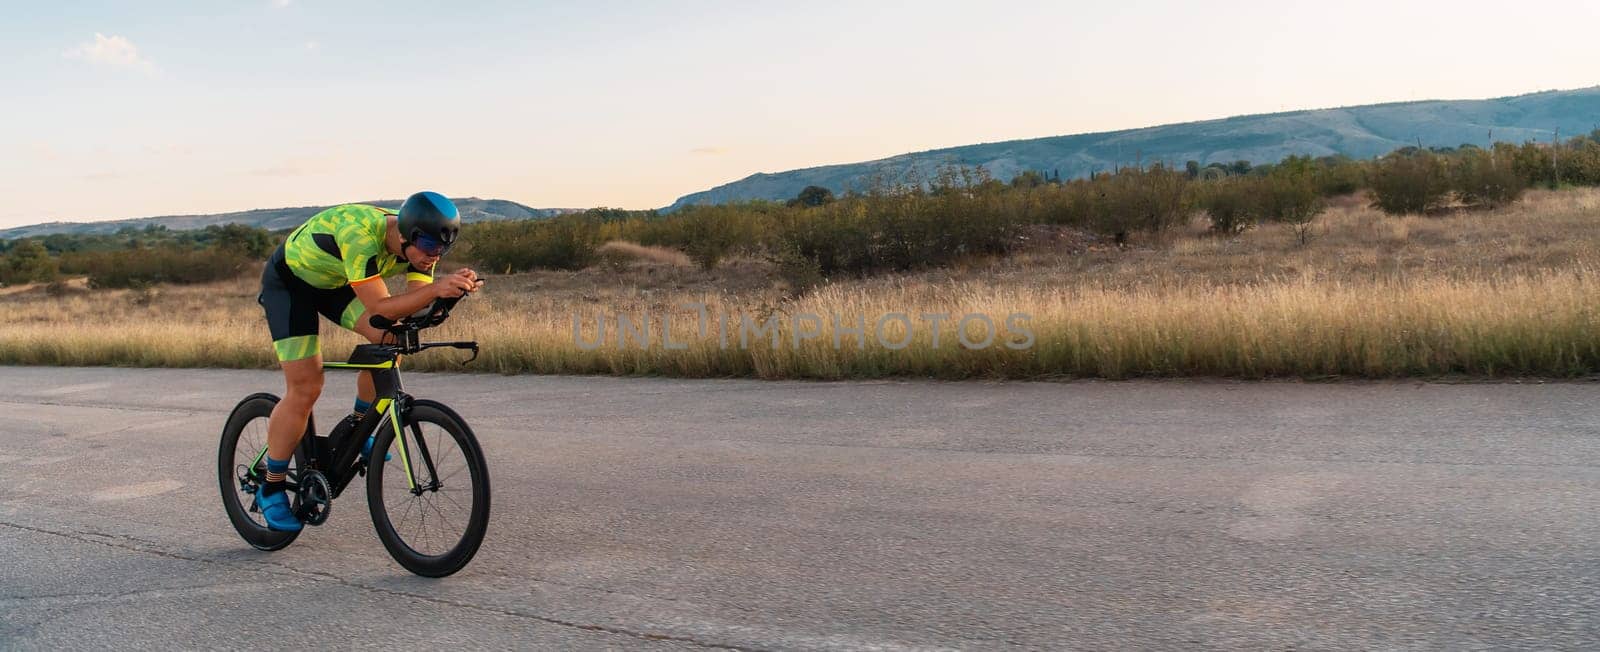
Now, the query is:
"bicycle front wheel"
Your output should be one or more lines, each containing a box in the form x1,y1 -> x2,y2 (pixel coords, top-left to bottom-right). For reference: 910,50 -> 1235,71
366,400 -> 491,577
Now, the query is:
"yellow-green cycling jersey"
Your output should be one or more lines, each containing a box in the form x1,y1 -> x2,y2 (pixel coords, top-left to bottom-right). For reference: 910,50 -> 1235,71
283,204 -> 434,289
259,204 -> 435,362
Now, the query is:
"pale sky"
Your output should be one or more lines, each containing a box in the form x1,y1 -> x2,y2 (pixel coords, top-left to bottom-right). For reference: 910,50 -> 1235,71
3,0 -> 1598,227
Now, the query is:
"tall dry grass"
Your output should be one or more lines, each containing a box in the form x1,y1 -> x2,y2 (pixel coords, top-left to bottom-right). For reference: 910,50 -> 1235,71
4,189 -> 1600,379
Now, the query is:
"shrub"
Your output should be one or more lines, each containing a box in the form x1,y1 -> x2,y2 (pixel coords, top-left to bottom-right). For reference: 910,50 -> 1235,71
1263,176 -> 1324,246
0,239 -> 59,285
461,216 -> 602,272
1197,178 -> 1262,234
634,203 -> 771,270
771,178 -> 1021,277
1090,166 -> 1191,236
68,247 -> 251,288
1370,152 -> 1451,214
1313,156 -> 1367,196
1453,150 -> 1527,209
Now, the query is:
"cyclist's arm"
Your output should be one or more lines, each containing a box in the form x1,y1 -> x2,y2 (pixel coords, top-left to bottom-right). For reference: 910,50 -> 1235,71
351,276 -> 440,321
404,263 -> 434,293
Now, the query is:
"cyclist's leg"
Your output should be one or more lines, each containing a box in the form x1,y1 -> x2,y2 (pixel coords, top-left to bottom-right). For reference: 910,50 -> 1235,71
257,248 -> 324,531
267,357 -> 323,459
260,248 -> 325,460
261,356 -> 319,532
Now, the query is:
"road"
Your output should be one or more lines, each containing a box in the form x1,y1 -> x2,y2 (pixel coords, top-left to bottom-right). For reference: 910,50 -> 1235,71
1,367 -> 1597,650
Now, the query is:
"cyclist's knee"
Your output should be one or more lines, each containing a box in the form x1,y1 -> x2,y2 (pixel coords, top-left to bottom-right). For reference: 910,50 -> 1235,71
285,375 -> 323,403
280,359 -> 325,407
354,316 -> 385,344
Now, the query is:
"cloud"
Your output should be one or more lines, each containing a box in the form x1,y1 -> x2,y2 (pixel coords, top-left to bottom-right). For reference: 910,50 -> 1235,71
690,146 -> 729,155
64,33 -> 155,73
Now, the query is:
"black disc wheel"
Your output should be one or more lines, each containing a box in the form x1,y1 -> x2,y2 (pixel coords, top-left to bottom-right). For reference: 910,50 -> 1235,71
366,400 -> 490,577
217,393 -> 306,551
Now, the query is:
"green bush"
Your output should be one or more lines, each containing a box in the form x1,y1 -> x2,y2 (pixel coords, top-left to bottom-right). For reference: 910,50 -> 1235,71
65,247 -> 251,288
773,179 -> 1021,277
0,239 -> 60,285
1370,152 -> 1452,214
1313,156 -> 1366,196
1261,175 -> 1324,224
1090,165 -> 1191,236
1453,150 -> 1527,209
632,203 -> 773,269
1197,178 -> 1262,234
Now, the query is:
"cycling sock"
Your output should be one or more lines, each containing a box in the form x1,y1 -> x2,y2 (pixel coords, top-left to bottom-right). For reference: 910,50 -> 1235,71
264,455 -> 289,494
353,397 -> 373,419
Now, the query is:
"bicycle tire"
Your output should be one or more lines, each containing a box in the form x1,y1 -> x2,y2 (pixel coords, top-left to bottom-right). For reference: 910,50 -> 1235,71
366,399 -> 491,577
217,393 -> 305,551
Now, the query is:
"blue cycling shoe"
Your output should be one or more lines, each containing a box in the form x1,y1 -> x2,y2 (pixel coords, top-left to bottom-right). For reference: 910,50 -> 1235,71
256,489 -> 303,532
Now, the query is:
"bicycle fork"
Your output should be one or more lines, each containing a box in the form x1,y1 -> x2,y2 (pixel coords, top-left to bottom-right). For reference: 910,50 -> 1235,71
374,396 -> 440,496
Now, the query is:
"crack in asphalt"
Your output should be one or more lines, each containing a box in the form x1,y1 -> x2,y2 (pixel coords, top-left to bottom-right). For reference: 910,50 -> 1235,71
0,580 -> 254,606
0,520 -> 767,652
0,397 -> 204,416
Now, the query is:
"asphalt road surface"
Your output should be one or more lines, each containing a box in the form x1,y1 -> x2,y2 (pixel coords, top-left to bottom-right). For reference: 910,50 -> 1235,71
2,367 -> 1597,650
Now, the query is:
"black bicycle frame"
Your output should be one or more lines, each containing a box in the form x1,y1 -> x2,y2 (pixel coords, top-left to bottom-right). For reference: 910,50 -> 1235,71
312,344 -> 412,498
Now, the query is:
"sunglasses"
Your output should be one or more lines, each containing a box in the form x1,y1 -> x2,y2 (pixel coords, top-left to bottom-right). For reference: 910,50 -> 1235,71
412,233 -> 452,257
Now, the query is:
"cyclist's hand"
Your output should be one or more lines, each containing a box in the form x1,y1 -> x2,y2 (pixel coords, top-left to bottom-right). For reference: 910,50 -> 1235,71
432,274 -> 478,299
451,267 -> 485,291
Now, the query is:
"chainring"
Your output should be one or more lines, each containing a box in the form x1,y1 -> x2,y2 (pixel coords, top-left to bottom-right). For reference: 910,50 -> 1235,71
293,469 -> 333,526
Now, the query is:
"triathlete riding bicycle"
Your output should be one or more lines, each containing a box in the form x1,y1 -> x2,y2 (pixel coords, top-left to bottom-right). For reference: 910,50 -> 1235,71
256,191 -> 482,532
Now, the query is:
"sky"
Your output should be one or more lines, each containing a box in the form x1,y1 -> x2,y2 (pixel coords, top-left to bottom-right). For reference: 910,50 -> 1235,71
3,0 -> 1599,227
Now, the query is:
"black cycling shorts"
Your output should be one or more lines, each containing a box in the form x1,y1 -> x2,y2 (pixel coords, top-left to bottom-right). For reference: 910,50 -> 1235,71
258,245 -> 364,361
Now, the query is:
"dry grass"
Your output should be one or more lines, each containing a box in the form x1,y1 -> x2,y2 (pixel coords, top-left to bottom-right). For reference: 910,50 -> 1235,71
596,240 -> 695,268
5,188 -> 1600,379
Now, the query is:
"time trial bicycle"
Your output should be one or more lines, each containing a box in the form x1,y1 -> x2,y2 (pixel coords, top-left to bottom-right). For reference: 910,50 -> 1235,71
217,296 -> 489,577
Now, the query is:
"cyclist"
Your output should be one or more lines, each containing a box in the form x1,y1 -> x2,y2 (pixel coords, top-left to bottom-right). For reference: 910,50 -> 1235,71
255,191 -> 482,532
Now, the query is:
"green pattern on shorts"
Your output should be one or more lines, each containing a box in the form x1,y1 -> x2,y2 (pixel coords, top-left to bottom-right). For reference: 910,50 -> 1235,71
273,335 -> 319,362
339,297 -> 365,331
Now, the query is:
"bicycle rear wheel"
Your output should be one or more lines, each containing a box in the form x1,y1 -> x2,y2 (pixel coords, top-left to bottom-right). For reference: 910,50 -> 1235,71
366,399 -> 491,577
217,393 -> 305,551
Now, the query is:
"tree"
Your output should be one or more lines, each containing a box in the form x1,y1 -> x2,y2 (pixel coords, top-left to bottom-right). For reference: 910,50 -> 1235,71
207,223 -> 272,258
1010,170 -> 1046,189
1,238 -> 59,285
792,185 -> 836,208
1262,176 -> 1324,246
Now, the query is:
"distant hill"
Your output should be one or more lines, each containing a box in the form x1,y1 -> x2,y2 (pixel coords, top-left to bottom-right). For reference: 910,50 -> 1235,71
667,86 -> 1600,210
0,198 -> 574,240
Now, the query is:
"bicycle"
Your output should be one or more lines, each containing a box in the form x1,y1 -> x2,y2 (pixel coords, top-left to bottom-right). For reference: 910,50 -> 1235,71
217,296 -> 490,577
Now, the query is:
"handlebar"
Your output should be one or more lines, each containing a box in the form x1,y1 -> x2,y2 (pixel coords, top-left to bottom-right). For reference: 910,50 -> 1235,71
367,294 -> 478,363
369,294 -> 465,333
